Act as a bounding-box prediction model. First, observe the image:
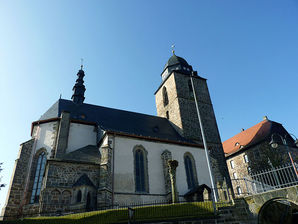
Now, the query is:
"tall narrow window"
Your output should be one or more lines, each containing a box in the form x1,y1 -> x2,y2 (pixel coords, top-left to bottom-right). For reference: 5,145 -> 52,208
184,153 -> 198,189
162,87 -> 169,106
134,146 -> 148,193
188,80 -> 194,98
30,152 -> 47,203
166,111 -> 169,119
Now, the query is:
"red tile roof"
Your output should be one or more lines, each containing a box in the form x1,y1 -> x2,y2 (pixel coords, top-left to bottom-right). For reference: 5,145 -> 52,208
222,119 -> 272,156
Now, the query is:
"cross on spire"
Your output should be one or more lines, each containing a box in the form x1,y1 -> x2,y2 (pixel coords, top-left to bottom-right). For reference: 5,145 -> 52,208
171,44 -> 175,55
80,58 -> 84,70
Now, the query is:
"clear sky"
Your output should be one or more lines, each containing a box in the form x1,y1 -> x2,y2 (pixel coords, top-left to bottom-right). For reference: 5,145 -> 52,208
0,0 -> 298,210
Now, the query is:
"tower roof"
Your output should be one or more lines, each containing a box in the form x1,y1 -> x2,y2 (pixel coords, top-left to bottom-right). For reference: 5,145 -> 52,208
162,53 -> 193,76
71,68 -> 86,105
164,54 -> 190,69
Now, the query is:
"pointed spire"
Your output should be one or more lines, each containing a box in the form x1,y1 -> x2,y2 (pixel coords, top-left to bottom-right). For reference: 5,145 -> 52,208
71,66 -> 86,105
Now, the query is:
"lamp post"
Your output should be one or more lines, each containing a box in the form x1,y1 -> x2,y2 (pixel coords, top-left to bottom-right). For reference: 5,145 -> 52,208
190,71 -> 218,202
269,133 -> 298,178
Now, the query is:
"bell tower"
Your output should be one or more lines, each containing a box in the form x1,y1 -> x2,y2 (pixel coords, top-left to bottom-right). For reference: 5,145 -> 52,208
155,52 -> 231,188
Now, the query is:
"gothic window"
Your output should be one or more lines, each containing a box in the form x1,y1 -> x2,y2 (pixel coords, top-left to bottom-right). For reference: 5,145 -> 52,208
188,80 -> 194,98
76,190 -> 82,202
133,146 -> 149,193
163,87 -> 169,107
30,151 -> 47,203
184,153 -> 198,189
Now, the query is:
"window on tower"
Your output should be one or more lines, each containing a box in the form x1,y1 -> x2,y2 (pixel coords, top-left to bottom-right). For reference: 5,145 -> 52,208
30,151 -> 47,203
166,111 -> 169,119
188,80 -> 194,98
162,87 -> 169,106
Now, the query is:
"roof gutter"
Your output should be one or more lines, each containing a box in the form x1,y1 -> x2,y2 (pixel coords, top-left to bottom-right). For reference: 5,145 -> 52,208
99,130 -> 205,148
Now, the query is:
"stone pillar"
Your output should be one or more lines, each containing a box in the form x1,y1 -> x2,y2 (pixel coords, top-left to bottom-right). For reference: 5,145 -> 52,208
97,144 -> 113,208
1,139 -> 34,220
161,150 -> 172,202
55,112 -> 70,158
168,160 -> 179,203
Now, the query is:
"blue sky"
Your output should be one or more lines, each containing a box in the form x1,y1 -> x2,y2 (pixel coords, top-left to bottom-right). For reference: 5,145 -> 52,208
0,0 -> 298,210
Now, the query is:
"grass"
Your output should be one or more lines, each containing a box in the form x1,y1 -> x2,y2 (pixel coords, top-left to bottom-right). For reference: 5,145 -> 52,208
0,201 -> 219,224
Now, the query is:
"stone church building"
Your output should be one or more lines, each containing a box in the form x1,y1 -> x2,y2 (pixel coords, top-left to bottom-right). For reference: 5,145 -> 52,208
2,53 -> 231,219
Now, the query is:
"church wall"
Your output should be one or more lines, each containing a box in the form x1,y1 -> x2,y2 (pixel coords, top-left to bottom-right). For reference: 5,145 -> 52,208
1,139 -> 34,220
110,135 -> 211,204
32,121 -> 59,156
66,122 -> 97,153
39,160 -> 100,214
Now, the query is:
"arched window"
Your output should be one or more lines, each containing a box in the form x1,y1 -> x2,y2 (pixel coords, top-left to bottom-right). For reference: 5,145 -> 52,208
188,80 -> 194,98
76,190 -> 82,202
184,153 -> 198,189
133,146 -> 149,193
30,151 -> 47,203
163,87 -> 169,106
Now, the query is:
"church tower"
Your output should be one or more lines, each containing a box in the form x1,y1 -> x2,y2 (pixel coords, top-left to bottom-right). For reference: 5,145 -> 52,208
155,52 -> 231,189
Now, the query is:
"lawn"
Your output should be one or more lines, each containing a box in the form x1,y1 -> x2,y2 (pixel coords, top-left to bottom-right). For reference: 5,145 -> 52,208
1,201 -> 218,224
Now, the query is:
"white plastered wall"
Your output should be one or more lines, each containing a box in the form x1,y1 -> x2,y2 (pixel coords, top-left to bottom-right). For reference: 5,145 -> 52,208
104,135 -> 211,204
32,121 -> 58,157
66,122 -> 97,153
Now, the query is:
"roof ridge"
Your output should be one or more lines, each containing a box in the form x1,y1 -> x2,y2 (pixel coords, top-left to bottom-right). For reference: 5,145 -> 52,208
59,98 -> 167,121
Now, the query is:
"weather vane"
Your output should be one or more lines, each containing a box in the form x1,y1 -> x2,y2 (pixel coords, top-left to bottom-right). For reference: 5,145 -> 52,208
80,58 -> 84,70
171,44 -> 175,55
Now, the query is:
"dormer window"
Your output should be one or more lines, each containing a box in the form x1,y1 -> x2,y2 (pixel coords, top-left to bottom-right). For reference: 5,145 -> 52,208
162,87 -> 169,107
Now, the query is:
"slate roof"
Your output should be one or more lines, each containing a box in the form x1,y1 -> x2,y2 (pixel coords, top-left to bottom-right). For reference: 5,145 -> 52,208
222,119 -> 296,157
73,174 -> 96,188
62,145 -> 100,164
39,99 -> 193,144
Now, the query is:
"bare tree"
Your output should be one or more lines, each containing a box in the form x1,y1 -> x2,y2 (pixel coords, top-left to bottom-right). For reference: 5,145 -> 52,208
0,162 -> 5,190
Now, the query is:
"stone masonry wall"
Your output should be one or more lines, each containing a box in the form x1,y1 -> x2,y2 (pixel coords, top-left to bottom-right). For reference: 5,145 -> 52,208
1,139 -> 34,220
226,141 -> 297,196
155,72 -> 232,191
39,160 -> 100,215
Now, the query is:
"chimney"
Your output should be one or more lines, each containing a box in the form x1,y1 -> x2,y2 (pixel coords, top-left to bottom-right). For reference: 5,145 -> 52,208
263,116 -> 268,121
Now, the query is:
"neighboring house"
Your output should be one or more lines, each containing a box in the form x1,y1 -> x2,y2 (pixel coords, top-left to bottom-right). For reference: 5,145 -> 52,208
223,116 -> 298,196
1,52 -> 231,219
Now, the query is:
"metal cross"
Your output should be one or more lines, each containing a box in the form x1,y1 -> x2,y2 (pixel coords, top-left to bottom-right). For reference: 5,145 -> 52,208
80,58 -> 84,70
171,44 -> 175,54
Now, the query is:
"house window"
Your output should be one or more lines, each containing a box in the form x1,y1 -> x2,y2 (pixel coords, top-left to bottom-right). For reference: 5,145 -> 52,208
184,153 -> 198,189
162,87 -> 169,107
30,152 -> 47,203
244,154 -> 249,163
230,160 -> 235,169
233,172 -> 237,179
134,146 -> 149,193
236,186 -> 242,195
188,80 -> 194,98
76,190 -> 82,202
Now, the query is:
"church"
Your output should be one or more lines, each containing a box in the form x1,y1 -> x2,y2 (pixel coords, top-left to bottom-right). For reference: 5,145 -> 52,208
1,52 -> 231,219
